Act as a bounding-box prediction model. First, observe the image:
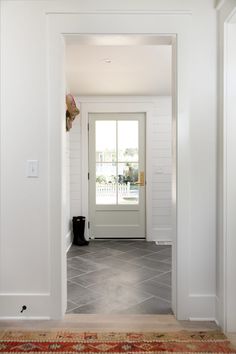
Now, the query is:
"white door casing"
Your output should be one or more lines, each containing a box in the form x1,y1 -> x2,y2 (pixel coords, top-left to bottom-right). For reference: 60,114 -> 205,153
79,99 -> 157,244
220,5 -> 236,332
48,13 -> 191,320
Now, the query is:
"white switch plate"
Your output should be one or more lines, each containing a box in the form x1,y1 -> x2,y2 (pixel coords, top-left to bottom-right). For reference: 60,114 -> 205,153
27,160 -> 39,177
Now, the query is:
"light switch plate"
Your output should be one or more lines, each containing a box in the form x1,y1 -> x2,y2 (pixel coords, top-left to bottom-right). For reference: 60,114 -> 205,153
27,160 -> 39,177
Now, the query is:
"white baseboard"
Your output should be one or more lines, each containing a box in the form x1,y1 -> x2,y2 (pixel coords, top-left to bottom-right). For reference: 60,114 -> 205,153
215,295 -> 222,328
189,317 -> 217,322
155,241 -> 172,246
0,293 -> 51,318
66,231 -> 73,252
0,316 -> 51,320
189,294 -> 216,320
147,227 -> 172,242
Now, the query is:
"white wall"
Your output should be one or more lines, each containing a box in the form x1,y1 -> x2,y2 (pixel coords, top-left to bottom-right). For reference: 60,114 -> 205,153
0,0 -> 217,320
0,1 -> 51,317
225,22 -> 236,333
69,97 -> 172,242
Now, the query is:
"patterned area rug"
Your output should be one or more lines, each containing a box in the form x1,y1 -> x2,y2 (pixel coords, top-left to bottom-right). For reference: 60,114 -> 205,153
0,330 -> 235,353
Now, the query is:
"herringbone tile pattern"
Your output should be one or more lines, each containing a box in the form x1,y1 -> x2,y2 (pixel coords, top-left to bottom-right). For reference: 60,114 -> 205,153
67,241 -> 172,314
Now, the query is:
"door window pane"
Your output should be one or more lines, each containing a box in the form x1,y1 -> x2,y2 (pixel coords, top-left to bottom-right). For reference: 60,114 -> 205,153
118,121 -> 138,162
96,121 -> 116,162
118,163 -> 139,205
96,163 -> 116,204
95,119 -> 140,205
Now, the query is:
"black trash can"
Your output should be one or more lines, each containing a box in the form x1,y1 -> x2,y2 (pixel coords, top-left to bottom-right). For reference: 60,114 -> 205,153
72,216 -> 89,246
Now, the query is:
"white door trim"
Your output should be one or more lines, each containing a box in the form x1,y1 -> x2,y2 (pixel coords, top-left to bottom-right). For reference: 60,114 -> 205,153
47,13 -> 191,320
221,5 -> 236,333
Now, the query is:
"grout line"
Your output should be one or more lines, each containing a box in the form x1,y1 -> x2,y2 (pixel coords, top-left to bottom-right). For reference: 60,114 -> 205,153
120,296 -> 172,314
158,259 -> 172,265
150,279 -> 172,289
67,273 -> 93,289
67,280 -> 91,289
157,269 -> 171,274
134,276 -> 172,293
67,265 -> 93,273
150,270 -> 172,278
152,295 -> 172,304
67,300 -> 79,312
135,275 -> 171,287
117,295 -> 154,313
67,292 -> 112,314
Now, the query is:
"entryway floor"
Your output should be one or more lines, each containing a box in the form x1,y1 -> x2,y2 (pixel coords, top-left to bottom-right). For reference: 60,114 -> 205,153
67,240 -> 172,314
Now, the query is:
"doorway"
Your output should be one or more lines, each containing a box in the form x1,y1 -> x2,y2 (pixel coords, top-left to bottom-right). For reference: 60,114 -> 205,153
47,10 -> 191,318
88,113 -> 146,239
64,37 -> 175,316
65,38 -> 174,314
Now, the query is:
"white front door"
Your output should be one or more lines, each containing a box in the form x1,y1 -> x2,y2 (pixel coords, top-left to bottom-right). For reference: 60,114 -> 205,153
88,113 -> 146,238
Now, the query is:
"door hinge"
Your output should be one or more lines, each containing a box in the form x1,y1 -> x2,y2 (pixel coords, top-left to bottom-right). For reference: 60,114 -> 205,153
88,221 -> 90,229
87,123 -> 89,131
88,172 -> 90,180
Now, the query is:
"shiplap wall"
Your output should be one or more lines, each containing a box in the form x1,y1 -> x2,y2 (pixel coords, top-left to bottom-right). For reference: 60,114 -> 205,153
151,97 -> 172,241
65,132 -> 72,249
69,97 -> 172,242
69,103 -> 82,219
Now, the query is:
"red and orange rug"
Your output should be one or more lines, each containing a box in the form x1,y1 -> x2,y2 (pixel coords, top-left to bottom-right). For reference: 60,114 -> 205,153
0,330 -> 235,353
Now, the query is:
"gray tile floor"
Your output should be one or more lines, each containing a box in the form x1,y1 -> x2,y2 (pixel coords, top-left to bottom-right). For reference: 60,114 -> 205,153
67,240 -> 172,314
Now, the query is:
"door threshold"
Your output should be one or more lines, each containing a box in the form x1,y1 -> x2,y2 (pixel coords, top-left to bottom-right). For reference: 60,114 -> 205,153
61,314 -> 218,332
0,314 -> 219,332
92,238 -> 146,240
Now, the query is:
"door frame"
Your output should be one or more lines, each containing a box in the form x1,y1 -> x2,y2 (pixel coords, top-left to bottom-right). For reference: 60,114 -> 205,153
80,100 -> 152,241
48,13 -> 191,319
219,4 -> 236,332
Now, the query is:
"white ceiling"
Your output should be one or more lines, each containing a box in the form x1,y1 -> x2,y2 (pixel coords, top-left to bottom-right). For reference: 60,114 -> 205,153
65,40 -> 172,96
